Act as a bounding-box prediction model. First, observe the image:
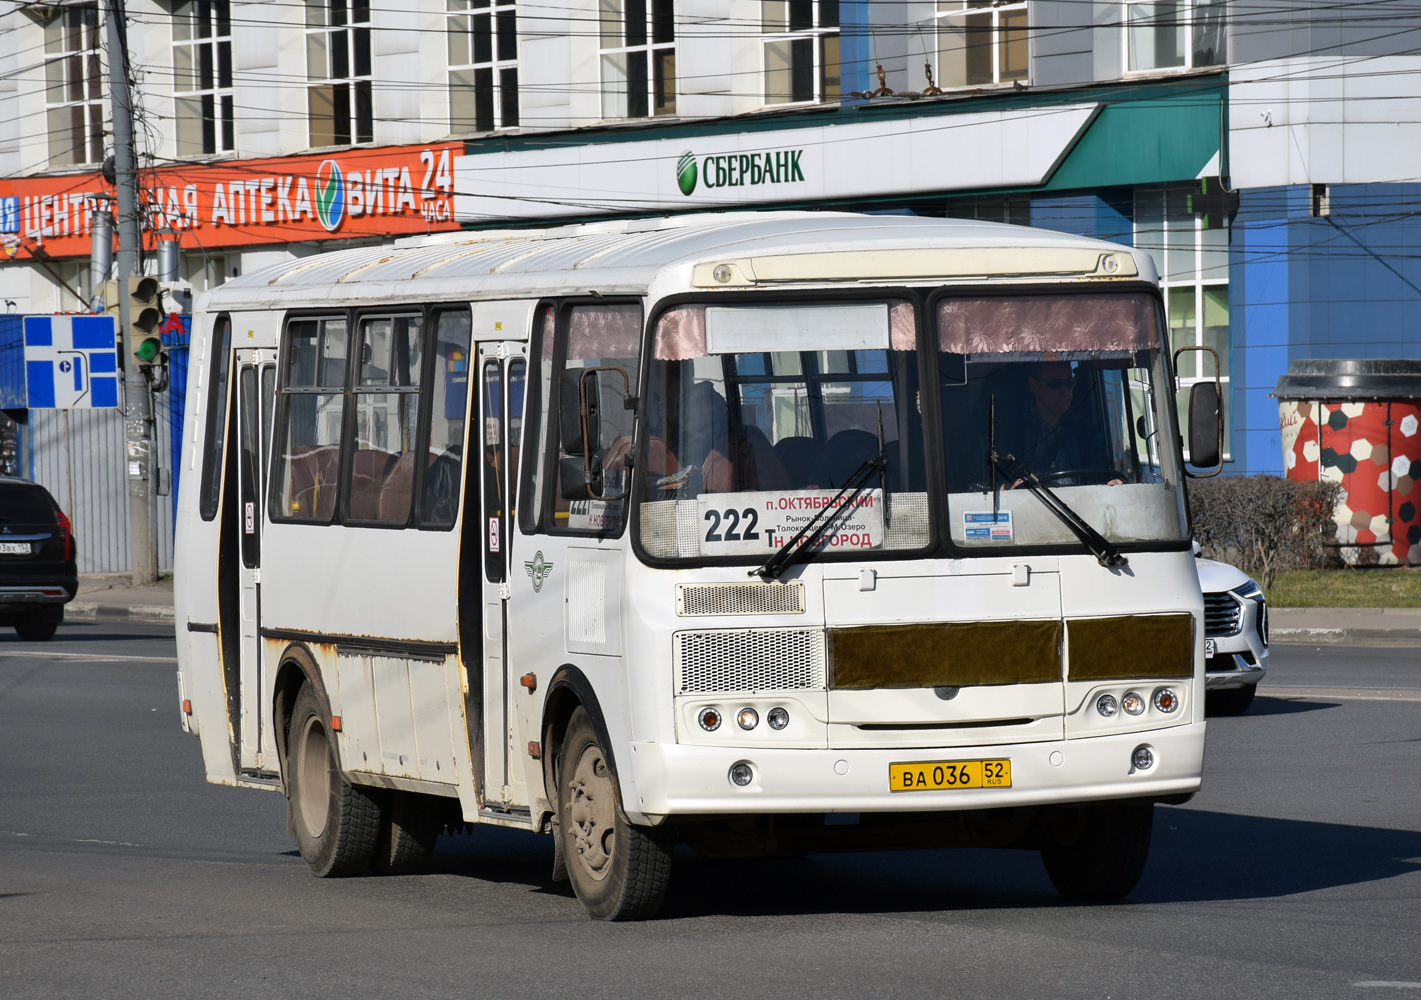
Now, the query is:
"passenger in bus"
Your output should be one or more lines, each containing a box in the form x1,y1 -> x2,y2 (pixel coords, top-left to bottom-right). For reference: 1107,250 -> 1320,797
1006,361 -> 1124,487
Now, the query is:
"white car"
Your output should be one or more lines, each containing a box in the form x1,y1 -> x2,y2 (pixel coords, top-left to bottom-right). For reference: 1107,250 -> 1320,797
1194,544 -> 1269,715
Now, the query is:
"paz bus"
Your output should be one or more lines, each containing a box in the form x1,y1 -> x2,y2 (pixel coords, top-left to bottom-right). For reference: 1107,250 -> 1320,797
174,212 -> 1221,920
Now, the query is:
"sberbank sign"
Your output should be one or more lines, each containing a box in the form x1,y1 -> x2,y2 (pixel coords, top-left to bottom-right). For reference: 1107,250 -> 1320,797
676,148 -> 806,197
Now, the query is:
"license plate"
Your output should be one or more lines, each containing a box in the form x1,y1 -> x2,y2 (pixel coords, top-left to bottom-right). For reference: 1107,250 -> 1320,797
889,759 -> 1012,793
1204,638 -> 1216,658
0,542 -> 31,555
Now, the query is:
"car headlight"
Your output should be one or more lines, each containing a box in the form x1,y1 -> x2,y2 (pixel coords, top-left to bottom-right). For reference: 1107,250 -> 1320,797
1232,580 -> 1263,601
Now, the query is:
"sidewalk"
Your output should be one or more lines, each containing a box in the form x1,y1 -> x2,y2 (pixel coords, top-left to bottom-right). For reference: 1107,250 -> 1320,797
69,574 -> 175,625
59,574 -> 1421,645
1269,607 -> 1421,647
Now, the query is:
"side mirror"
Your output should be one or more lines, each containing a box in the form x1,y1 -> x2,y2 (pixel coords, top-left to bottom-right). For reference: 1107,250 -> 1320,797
1174,345 -> 1224,478
559,369 -> 599,455
559,453 -> 603,501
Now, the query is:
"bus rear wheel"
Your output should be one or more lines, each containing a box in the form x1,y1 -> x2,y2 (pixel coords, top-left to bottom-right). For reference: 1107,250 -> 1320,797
1039,800 -> 1153,901
372,791 -> 442,875
288,684 -> 382,877
557,707 -> 672,921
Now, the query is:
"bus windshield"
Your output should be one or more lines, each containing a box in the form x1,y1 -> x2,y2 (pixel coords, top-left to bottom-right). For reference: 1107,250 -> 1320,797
635,291 -> 1187,563
937,291 -> 1188,550
636,300 -> 929,560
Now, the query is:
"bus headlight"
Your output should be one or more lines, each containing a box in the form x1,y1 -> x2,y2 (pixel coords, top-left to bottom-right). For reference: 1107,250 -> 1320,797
729,762 -> 754,786
767,707 -> 790,730
1153,688 -> 1180,713
737,708 -> 759,731
1132,745 -> 1155,771
1122,691 -> 1146,716
698,707 -> 722,731
1096,694 -> 1119,718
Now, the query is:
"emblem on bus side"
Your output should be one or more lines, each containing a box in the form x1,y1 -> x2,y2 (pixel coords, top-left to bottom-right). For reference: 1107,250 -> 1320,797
525,551 -> 554,593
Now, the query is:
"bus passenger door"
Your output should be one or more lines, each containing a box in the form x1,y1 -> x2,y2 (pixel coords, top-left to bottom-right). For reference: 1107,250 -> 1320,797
234,350 -> 276,774
477,343 -> 528,805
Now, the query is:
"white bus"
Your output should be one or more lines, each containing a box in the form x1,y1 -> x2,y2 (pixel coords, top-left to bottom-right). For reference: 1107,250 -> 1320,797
175,212 -> 1220,920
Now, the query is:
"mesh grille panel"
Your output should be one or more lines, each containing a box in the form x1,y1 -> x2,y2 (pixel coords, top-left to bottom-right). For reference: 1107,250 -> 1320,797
676,628 -> 826,694
677,582 -> 805,616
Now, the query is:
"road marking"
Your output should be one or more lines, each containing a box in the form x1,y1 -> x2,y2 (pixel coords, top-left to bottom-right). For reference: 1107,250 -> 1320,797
1263,687 -> 1421,703
0,650 -> 178,663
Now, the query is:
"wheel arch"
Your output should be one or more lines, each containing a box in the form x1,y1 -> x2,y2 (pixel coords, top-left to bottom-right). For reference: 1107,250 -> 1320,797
541,664 -> 621,815
271,642 -> 333,801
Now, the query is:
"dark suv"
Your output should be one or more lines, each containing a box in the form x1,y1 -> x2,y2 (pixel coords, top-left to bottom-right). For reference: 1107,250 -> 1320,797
0,477 -> 77,641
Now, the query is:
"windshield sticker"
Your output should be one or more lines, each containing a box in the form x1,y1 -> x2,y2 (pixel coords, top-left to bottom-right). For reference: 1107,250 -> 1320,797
963,511 -> 1013,542
697,489 -> 885,556
568,499 -> 621,531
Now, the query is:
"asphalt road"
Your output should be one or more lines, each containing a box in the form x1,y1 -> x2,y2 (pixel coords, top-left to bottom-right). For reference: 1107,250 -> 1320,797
2,624 -> 1419,999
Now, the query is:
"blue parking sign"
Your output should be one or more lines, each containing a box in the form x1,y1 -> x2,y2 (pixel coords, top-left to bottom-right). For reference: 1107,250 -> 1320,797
23,315 -> 120,409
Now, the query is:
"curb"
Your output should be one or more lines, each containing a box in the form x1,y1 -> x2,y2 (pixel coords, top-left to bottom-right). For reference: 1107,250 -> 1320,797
1270,626 -> 1421,647
66,602 -> 175,625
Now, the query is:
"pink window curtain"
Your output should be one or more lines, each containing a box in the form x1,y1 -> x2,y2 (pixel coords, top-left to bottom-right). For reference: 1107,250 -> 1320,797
568,303 -> 642,361
936,293 -> 1160,355
654,301 -> 917,360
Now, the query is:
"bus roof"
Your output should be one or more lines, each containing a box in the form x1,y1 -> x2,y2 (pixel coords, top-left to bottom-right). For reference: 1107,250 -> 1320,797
197,211 -> 1153,313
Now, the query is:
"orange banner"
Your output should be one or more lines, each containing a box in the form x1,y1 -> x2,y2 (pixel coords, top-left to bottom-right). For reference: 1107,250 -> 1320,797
0,142 -> 464,261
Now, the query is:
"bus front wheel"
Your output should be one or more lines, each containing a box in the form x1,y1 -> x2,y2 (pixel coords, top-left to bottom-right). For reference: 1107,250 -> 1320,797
1039,800 -> 1153,901
288,684 -> 382,877
556,707 -> 672,920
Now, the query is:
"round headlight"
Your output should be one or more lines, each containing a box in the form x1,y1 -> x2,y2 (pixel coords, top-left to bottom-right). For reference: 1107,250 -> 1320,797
767,707 -> 790,730
1153,688 -> 1180,713
1096,694 -> 1119,718
698,707 -> 722,732
1122,691 -> 1146,716
729,762 -> 754,787
737,707 -> 759,731
1132,745 -> 1155,771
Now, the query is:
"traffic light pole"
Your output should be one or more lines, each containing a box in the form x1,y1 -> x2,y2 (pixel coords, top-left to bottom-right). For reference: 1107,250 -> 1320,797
105,0 -> 157,586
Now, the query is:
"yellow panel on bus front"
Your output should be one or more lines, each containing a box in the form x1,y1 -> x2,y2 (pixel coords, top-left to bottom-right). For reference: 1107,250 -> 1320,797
888,758 -> 1012,792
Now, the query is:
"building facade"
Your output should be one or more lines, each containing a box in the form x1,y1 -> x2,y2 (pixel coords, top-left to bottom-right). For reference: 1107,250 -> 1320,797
1,0 -> 1419,534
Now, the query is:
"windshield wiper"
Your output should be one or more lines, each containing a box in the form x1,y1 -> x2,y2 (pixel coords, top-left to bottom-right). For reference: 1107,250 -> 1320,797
751,455 -> 886,579
987,394 -> 1128,569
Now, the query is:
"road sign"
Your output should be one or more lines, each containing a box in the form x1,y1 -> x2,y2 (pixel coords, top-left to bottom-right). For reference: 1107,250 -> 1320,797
23,315 -> 120,409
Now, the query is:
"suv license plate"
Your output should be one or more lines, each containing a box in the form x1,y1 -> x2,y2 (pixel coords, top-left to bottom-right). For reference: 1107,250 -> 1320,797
0,542 -> 32,555
889,759 -> 1011,792
1204,638 -> 1216,658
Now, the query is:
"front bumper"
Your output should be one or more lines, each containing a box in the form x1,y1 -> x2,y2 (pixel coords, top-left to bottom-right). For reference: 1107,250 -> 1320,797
0,584 -> 73,607
623,722 -> 1205,824
1206,655 -> 1266,691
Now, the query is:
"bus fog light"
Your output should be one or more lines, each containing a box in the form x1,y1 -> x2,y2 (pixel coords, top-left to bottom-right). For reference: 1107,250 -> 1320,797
767,707 -> 790,730
1153,688 -> 1180,713
1095,694 -> 1119,718
729,762 -> 754,786
698,707 -> 722,732
1122,691 -> 1146,716
1132,745 -> 1155,771
737,708 -> 759,731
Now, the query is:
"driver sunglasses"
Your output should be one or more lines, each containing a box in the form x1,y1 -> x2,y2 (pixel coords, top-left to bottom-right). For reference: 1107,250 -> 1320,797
1039,376 -> 1077,390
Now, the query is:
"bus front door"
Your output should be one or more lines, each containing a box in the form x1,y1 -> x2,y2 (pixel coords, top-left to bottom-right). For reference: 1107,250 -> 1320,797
476,344 -> 528,806
234,350 -> 276,775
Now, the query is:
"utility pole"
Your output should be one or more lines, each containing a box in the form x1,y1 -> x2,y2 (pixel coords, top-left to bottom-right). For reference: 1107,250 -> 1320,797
105,0 -> 157,586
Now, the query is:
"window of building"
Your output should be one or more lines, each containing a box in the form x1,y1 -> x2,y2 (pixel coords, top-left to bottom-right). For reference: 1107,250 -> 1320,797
946,195 -> 1031,227
448,0 -> 519,132
173,1 -> 235,156
935,0 -> 1027,89
1134,187 -> 1231,459
1127,0 -> 1226,73
306,0 -> 373,147
763,0 -> 839,105
600,0 -> 675,119
44,4 -> 104,167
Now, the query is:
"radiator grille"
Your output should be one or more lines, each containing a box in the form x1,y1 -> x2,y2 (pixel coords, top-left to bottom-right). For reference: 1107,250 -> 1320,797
675,628 -> 826,694
676,582 -> 805,617
1204,593 -> 1242,637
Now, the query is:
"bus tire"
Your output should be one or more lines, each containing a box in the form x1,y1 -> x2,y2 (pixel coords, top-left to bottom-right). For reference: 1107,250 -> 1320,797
1039,800 -> 1153,901
557,707 -> 672,920
288,684 -> 381,877
372,791 -> 441,875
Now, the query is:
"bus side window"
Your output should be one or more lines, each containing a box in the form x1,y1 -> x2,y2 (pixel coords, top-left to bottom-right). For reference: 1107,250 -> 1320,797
345,312 -> 423,524
271,316 -> 347,523
518,305 -> 556,534
198,314 -> 233,521
549,302 -> 642,535
420,307 -> 472,527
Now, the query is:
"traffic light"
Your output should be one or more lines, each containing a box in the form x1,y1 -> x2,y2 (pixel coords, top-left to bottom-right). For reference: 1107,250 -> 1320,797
101,276 -> 164,367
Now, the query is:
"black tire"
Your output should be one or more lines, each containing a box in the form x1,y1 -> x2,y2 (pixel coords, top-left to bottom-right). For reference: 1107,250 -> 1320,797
1206,685 -> 1257,716
557,707 -> 672,920
1040,800 -> 1153,901
13,607 -> 62,642
287,684 -> 382,877
372,791 -> 442,875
